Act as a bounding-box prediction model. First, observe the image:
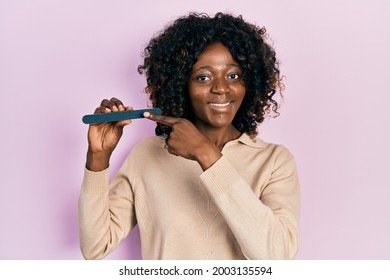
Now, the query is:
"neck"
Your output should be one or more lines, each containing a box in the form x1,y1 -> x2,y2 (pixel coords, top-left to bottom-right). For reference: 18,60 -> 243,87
195,124 -> 242,151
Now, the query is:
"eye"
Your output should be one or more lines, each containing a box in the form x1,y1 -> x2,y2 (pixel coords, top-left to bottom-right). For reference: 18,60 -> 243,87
196,75 -> 211,82
228,73 -> 240,80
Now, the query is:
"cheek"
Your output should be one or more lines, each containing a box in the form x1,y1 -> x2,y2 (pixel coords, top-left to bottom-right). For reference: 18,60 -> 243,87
192,99 -> 209,119
233,85 -> 246,104
189,87 -> 207,105
188,96 -> 204,118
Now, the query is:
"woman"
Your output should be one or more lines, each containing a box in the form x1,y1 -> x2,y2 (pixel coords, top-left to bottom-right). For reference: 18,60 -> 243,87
78,12 -> 300,260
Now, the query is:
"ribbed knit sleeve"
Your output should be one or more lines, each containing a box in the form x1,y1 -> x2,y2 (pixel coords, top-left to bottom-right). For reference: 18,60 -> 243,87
199,150 -> 300,260
78,161 -> 136,260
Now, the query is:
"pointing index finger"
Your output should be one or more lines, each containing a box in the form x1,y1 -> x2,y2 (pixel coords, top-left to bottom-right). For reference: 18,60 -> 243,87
143,112 -> 180,126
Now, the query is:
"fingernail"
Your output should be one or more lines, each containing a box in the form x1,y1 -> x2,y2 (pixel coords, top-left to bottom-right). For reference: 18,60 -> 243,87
143,112 -> 151,118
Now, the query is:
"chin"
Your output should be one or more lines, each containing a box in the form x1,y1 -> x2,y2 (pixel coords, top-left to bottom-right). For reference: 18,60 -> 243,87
207,116 -> 235,128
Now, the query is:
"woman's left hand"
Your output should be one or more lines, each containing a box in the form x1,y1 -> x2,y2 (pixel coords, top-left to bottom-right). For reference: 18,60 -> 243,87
144,112 -> 222,170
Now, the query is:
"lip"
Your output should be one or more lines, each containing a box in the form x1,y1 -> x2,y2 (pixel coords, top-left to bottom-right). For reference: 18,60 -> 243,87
207,101 -> 232,107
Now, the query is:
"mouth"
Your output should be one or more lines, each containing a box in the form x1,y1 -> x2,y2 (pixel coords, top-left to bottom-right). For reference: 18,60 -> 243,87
208,101 -> 232,107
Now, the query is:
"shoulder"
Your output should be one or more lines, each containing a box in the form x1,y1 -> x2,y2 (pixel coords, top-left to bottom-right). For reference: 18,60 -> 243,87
243,135 -> 298,176
260,140 -> 298,176
261,139 -> 296,169
119,136 -> 166,174
240,137 -> 299,183
130,135 -> 165,157
133,135 -> 164,149
238,133 -> 295,160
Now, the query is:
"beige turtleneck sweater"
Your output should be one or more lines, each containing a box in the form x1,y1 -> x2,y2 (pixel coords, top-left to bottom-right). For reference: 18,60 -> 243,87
78,133 -> 300,259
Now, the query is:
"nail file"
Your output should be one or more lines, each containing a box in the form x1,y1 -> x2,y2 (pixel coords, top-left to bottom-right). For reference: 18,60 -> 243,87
82,108 -> 162,124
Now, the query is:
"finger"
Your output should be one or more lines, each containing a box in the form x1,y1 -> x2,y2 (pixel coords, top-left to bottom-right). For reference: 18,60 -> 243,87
113,106 -> 133,126
100,98 -> 122,112
116,119 -> 132,127
110,97 -> 125,111
89,107 -> 110,127
94,106 -> 112,114
143,112 -> 181,126
100,99 -> 118,112
168,150 -> 178,156
166,145 -> 178,156
114,106 -> 133,127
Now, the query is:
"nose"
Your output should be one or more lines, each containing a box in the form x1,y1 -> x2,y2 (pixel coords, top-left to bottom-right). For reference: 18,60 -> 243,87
211,78 -> 230,95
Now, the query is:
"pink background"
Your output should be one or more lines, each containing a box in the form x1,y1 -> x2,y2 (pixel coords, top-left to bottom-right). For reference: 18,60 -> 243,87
1,0 -> 389,259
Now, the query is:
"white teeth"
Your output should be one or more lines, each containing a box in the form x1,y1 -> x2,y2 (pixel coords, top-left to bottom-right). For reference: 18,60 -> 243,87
209,102 -> 231,107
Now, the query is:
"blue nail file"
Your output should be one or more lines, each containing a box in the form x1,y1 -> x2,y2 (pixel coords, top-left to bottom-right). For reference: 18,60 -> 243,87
82,108 -> 162,124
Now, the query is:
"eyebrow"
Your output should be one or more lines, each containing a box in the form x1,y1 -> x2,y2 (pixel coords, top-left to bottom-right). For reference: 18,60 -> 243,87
192,63 -> 241,72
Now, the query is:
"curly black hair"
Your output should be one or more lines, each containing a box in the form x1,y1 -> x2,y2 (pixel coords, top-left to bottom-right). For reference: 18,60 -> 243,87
138,12 -> 283,138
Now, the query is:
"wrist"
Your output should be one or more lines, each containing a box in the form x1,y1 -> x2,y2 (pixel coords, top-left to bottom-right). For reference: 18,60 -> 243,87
194,145 -> 222,171
86,149 -> 111,172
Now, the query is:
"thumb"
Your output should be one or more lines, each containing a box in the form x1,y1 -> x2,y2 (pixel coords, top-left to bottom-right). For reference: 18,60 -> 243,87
115,106 -> 133,128
116,119 -> 132,128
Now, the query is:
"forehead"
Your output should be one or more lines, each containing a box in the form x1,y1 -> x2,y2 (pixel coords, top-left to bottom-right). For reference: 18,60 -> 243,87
193,42 -> 238,67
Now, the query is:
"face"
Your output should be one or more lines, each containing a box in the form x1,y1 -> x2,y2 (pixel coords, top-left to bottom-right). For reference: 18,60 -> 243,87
188,42 -> 246,131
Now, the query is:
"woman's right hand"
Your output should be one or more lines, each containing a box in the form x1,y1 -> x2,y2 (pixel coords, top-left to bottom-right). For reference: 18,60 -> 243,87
86,97 -> 132,171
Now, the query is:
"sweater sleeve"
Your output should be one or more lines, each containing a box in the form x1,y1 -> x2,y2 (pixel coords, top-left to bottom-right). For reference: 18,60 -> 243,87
198,150 -> 300,260
78,159 -> 136,260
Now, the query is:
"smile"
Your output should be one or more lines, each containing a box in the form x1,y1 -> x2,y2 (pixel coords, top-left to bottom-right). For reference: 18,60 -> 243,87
208,101 -> 232,107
